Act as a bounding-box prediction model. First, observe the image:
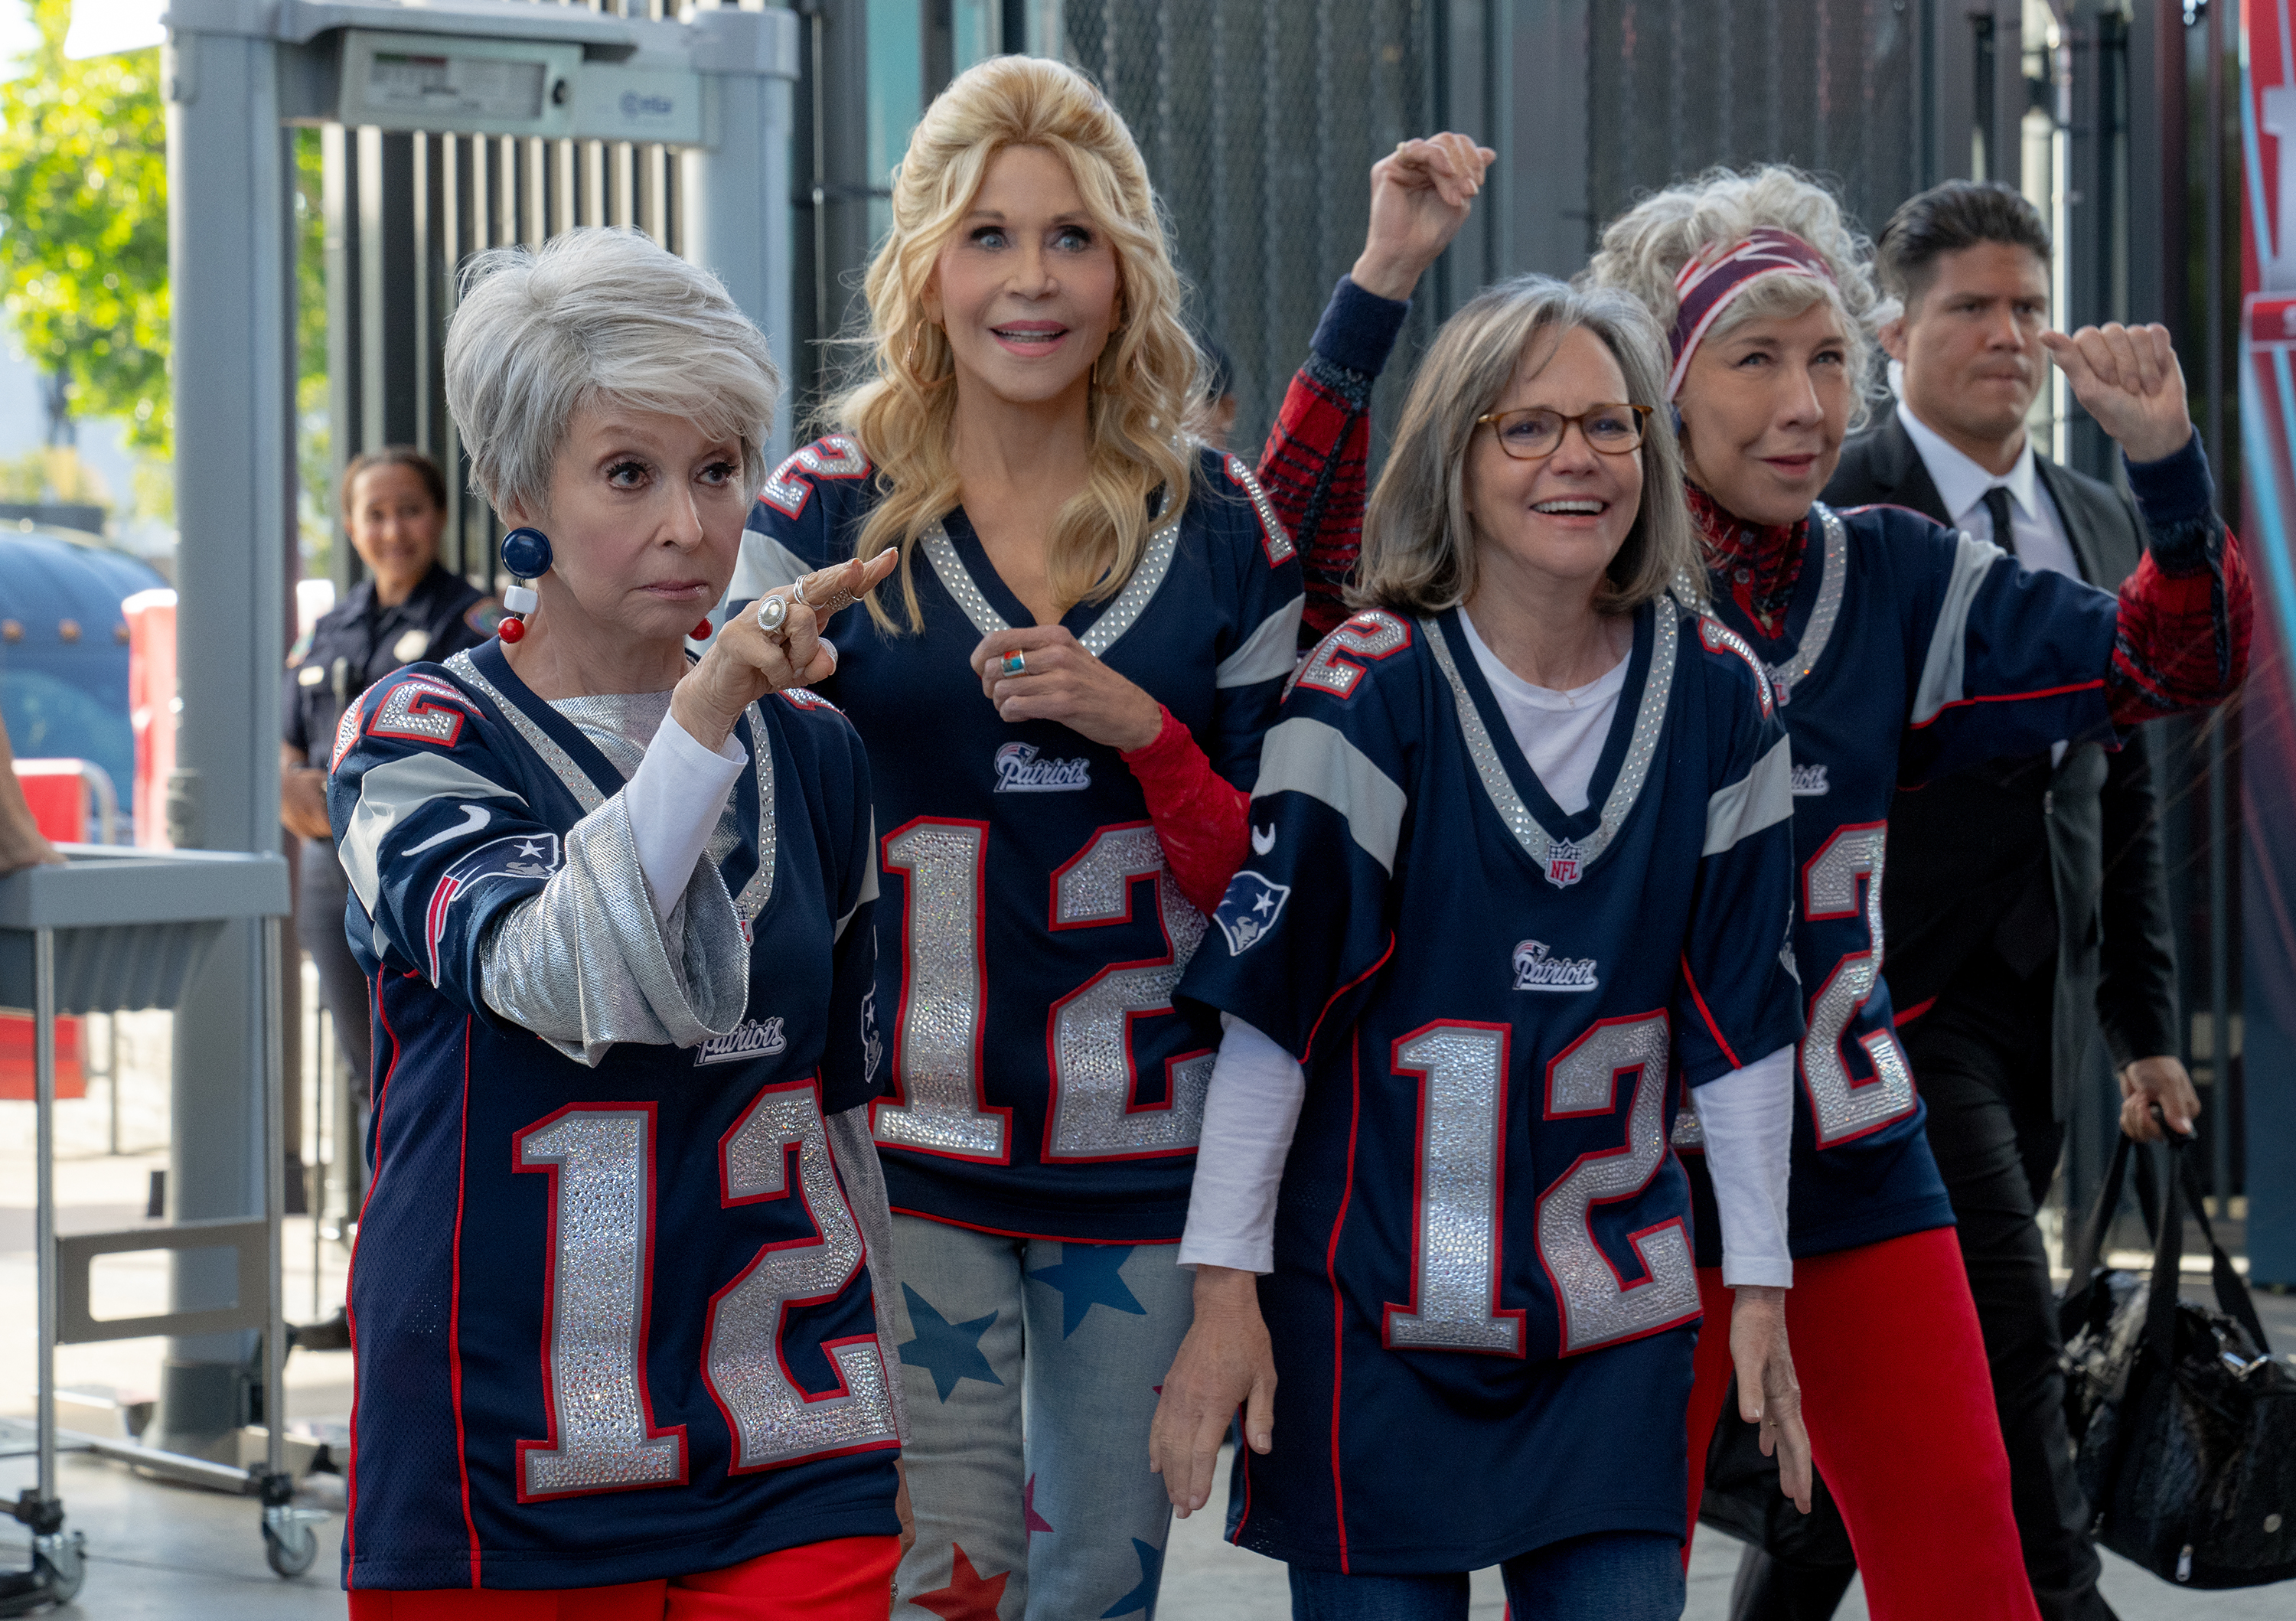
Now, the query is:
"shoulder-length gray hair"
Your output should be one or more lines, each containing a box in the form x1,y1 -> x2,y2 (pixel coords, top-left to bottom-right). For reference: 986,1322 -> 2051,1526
1354,276 -> 1701,618
444,227 -> 781,520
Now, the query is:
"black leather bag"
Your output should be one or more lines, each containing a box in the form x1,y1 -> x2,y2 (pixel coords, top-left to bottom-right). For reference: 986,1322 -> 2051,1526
2058,1132 -> 2296,1589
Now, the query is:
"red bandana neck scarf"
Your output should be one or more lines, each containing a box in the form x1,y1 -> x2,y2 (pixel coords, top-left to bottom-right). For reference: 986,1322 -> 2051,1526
1685,481 -> 1808,638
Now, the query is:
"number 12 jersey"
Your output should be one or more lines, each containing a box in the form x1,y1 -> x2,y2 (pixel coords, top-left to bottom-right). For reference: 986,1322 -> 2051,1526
1179,598 -> 1804,1573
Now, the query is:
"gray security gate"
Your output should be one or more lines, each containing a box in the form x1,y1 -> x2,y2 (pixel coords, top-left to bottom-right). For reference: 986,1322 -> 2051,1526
161,0 -> 796,1452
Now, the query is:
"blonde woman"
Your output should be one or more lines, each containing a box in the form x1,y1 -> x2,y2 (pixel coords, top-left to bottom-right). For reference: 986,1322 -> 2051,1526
1583,167 -> 2248,1620
731,54 -> 1488,1621
1152,276 -> 1808,1619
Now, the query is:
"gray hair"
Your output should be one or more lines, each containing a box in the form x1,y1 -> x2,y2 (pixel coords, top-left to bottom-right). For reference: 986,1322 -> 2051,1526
443,228 -> 781,519
1354,275 -> 1703,618
1580,165 -> 1884,426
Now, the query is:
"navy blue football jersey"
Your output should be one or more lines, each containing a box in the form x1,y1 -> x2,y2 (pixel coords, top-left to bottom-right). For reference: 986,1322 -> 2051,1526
1681,501 -> 2119,1264
1178,599 -> 1804,1573
327,641 -> 899,1590
732,441 -> 1304,1243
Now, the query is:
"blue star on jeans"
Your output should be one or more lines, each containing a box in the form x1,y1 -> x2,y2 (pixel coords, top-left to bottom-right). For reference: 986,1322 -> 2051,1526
897,1283 -> 1000,1401
1026,1243 -> 1146,1337
1101,1538 -> 1163,1616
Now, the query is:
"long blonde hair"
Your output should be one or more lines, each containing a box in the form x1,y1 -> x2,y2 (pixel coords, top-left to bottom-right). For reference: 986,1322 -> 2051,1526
833,56 -> 1201,632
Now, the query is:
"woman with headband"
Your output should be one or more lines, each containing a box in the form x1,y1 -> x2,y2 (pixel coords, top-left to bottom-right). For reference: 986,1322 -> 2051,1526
732,55 -> 1492,1621
1583,167 -> 2249,1619
328,227 -> 909,1616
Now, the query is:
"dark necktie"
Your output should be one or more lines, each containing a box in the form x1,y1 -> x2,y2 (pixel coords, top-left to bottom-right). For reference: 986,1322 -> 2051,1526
1983,484 -> 2016,556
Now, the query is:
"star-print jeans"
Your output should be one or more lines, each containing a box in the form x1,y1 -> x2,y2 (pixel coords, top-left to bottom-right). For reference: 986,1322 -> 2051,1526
883,1214 -> 1195,1621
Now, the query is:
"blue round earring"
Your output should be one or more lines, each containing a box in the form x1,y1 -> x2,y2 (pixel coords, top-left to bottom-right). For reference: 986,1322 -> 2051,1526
497,527 -> 553,644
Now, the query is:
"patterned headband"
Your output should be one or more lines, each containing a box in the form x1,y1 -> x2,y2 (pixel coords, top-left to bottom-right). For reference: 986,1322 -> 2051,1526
1665,228 -> 1838,400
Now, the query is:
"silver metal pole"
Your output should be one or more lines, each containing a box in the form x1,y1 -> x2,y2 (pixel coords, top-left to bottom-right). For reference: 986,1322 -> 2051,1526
310,1003 -> 326,1321
34,927 -> 57,1506
152,16 -> 289,1455
262,916 -> 285,1480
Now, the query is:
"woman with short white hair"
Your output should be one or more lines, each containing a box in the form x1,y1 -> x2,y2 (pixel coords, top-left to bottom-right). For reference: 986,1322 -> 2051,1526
328,225 -> 908,1619
1153,275 -> 1810,1619
1584,165 -> 2249,1621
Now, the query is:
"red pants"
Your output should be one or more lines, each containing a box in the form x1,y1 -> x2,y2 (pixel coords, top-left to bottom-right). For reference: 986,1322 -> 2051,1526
347,1536 -> 903,1621
1685,1229 -> 2038,1621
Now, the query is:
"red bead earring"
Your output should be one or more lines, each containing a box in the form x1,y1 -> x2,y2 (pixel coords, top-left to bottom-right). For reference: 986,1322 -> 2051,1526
690,618 -> 714,640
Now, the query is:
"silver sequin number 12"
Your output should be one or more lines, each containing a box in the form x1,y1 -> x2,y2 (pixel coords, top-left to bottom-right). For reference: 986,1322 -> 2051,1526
513,1091 -> 896,1500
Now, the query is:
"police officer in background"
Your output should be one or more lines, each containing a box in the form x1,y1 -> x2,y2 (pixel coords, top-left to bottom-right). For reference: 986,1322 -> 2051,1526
280,448 -> 492,1337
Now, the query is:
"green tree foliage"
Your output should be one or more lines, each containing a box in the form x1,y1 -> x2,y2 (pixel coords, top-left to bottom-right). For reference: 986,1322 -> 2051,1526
0,0 -> 168,448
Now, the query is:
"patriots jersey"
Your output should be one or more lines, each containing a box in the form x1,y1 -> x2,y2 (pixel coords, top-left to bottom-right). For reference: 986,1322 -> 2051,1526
327,641 -> 899,1590
1682,501 -> 2119,1263
733,441 -> 1304,1242
1178,599 -> 1803,1573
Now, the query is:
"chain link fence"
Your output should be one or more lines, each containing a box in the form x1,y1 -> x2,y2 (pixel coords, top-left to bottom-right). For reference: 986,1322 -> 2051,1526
1053,0 -> 1438,460
1587,0 -> 1925,251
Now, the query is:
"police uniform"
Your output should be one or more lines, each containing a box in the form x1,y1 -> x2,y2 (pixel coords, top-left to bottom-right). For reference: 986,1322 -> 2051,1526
284,563 -> 496,1094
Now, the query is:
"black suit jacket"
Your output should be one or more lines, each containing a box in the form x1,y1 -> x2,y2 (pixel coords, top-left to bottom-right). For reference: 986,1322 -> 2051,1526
1825,413 -> 2180,1121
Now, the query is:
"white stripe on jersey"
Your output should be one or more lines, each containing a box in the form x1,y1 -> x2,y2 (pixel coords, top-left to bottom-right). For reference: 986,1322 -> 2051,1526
343,750 -> 528,914
1216,598 -> 1307,689
1255,716 -> 1407,872
1910,530 -> 2007,724
1701,734 -> 1795,856
730,527 -> 813,604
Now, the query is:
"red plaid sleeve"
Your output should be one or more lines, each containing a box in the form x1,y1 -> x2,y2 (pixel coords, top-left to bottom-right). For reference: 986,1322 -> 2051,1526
2103,437 -> 2253,725
1254,279 -> 1412,644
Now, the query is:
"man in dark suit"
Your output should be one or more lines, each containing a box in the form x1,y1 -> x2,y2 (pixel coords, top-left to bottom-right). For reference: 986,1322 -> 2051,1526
1730,181 -> 2203,1621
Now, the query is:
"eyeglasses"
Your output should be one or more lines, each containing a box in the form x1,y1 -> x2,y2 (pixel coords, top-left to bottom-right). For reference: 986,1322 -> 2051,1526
1474,403 -> 1654,462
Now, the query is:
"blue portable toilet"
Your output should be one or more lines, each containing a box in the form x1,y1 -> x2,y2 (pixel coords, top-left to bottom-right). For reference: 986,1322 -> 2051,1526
0,529 -> 167,826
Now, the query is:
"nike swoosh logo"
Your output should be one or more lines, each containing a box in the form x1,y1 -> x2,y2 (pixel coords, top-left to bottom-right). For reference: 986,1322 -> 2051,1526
403,803 -> 491,856
1251,823 -> 1276,856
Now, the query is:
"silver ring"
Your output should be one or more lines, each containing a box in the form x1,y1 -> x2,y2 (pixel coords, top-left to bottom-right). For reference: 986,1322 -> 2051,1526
755,595 -> 790,634
1000,650 -> 1027,677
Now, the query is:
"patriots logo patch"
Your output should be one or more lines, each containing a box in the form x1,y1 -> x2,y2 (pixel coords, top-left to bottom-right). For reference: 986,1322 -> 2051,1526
1214,869 -> 1291,956
422,831 -> 562,982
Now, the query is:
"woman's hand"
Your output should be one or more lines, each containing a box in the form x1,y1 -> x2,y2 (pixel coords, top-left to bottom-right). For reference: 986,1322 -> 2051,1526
2039,323 -> 2193,465
1149,1266 -> 1276,1517
282,765 -> 334,843
970,626 -> 1164,752
1730,1284 -> 1812,1513
1350,132 -> 1496,302
894,1459 -> 916,1556
672,553 -> 896,750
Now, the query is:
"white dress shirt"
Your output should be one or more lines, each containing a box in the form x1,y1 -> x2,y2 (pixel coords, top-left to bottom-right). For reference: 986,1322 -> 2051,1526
1896,400 -> 2079,763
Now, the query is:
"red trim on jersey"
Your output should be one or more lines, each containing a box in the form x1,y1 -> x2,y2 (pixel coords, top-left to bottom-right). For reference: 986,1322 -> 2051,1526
344,970 -> 401,1582
1894,994 -> 1938,1026
884,1206 -> 1183,1245
872,816 -> 1010,1165
1230,1398 -> 1257,1548
1303,938 -> 1396,1062
449,1019 -> 480,1585
510,1101 -> 690,1504
1534,1013 -> 1701,1357
1324,1038 -> 1366,1571
1678,956 -> 1743,1071
1379,1019 -> 1525,1358
1904,677 -> 2106,729
703,1078 -> 902,1473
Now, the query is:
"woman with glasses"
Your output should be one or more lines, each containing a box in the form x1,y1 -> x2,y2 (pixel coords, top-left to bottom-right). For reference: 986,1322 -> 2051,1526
1583,167 -> 2249,1620
1152,276 -> 1812,1621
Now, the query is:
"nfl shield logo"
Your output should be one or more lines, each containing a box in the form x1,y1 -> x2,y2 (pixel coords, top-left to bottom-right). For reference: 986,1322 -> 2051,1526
1544,840 -> 1583,889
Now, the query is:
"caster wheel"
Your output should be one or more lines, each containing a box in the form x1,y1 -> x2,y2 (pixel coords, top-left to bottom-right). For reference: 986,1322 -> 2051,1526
263,1515 -> 318,1578
37,1545 -> 85,1607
